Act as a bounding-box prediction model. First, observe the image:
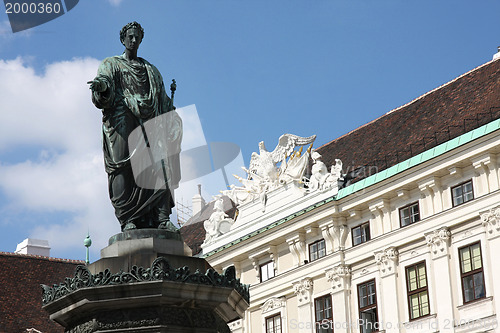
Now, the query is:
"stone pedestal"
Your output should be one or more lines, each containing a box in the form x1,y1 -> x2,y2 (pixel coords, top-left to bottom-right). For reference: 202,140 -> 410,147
42,229 -> 249,332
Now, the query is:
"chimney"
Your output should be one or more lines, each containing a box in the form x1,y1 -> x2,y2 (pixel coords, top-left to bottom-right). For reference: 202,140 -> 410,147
15,238 -> 50,257
493,46 -> 500,61
192,184 -> 206,216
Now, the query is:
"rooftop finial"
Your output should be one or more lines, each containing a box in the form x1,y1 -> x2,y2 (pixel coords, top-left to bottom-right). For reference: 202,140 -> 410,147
84,232 -> 92,265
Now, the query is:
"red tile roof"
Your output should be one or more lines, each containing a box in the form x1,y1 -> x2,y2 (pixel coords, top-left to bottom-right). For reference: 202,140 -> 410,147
0,252 -> 83,333
316,58 -> 500,179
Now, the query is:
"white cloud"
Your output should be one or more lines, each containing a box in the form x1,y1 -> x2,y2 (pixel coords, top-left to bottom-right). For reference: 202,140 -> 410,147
0,57 -> 117,259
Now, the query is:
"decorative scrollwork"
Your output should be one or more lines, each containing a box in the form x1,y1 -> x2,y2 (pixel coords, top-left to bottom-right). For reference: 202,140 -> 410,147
41,257 -> 249,305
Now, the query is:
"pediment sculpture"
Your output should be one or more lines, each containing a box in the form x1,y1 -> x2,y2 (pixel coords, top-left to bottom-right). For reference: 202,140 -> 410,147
223,134 -> 316,210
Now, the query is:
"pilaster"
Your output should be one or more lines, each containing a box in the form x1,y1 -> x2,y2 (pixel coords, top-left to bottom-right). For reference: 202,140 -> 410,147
326,264 -> 351,333
425,226 -> 454,331
292,277 -> 314,333
480,206 -> 500,324
374,247 -> 400,332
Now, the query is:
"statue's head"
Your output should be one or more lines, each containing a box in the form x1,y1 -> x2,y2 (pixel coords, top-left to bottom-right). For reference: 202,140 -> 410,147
120,21 -> 144,47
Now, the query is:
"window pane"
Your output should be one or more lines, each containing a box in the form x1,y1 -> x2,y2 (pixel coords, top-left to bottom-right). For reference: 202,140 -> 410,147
359,284 -> 367,308
411,205 -> 420,222
360,309 -> 377,333
473,272 -> 485,299
464,182 -> 473,194
471,244 -> 482,270
408,268 -> 417,291
460,248 -> 472,273
409,294 -> 419,319
418,264 -> 427,288
400,208 -> 410,226
363,224 -> 371,242
419,291 -> 429,316
318,240 -> 326,258
463,275 -> 474,303
353,227 -> 361,245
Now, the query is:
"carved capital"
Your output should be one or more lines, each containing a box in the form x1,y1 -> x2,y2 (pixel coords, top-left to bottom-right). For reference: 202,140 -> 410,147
425,226 -> 451,258
480,206 -> 500,239
261,297 -> 287,314
325,264 -> 351,293
374,247 -> 398,277
292,278 -> 313,306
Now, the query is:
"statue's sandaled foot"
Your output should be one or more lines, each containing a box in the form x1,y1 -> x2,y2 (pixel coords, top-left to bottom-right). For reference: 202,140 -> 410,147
124,222 -> 137,231
158,220 -> 179,233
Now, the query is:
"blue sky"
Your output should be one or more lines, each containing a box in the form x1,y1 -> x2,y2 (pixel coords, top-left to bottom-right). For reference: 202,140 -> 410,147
0,0 -> 499,261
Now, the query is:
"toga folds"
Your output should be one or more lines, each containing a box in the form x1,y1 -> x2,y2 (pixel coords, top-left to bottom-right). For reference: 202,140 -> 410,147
91,55 -> 182,230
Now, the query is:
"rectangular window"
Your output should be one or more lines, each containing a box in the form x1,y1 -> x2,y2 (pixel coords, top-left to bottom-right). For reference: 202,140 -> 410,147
452,180 -> 474,207
309,239 -> 326,262
315,295 -> 333,333
405,262 -> 430,320
352,222 -> 371,246
266,313 -> 281,333
459,242 -> 486,303
260,261 -> 275,282
399,202 -> 420,227
358,279 -> 378,333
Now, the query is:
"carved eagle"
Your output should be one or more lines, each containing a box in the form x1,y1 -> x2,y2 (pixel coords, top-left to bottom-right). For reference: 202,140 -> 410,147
248,133 -> 316,180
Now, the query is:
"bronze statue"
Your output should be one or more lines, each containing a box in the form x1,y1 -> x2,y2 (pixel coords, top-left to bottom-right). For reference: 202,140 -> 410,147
88,22 -> 182,231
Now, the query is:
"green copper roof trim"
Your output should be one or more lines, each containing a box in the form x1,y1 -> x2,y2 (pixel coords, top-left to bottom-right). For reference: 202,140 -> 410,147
203,118 -> 500,258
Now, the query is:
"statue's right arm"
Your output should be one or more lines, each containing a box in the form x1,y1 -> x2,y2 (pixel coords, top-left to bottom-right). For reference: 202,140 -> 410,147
89,58 -> 116,109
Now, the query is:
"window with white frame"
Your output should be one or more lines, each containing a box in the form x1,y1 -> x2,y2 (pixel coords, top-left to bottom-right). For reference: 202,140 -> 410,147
459,242 -> 486,303
358,279 -> 378,333
352,222 -> 370,246
399,202 -> 420,227
309,239 -> 326,262
265,313 -> 282,333
451,180 -> 473,207
260,261 -> 275,282
405,261 -> 430,320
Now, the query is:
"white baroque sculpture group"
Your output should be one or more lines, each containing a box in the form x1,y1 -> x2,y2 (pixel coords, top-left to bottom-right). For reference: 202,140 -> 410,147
203,133 -> 344,246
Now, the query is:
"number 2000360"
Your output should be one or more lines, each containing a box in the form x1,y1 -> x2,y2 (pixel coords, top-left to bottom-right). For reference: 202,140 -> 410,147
5,2 -> 61,14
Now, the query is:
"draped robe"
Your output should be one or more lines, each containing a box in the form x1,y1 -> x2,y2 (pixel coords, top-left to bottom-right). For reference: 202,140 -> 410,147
91,55 -> 182,230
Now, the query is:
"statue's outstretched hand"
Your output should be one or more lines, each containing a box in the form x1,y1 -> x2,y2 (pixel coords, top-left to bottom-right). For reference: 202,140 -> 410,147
87,78 -> 107,92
